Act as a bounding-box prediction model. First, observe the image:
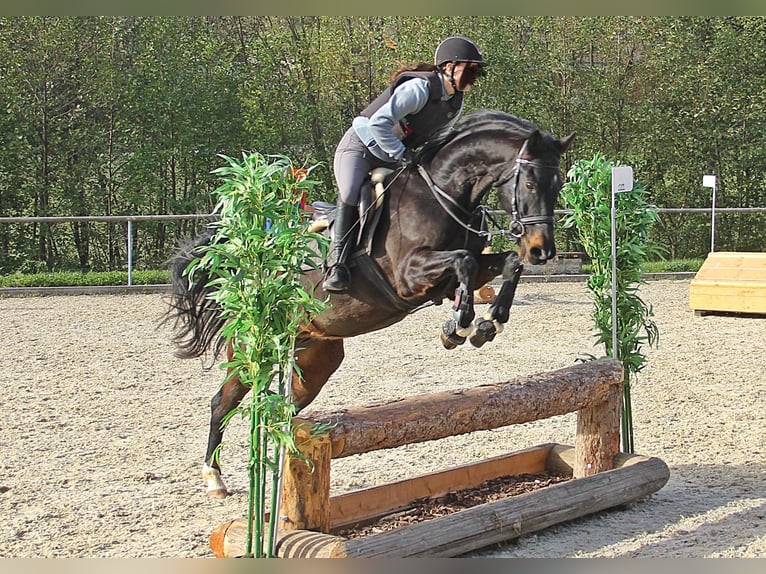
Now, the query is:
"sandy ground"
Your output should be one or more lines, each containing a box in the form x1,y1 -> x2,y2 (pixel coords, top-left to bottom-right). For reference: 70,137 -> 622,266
0,278 -> 764,558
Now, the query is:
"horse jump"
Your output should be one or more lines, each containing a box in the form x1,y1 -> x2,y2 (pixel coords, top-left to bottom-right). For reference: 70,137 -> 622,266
210,358 -> 670,557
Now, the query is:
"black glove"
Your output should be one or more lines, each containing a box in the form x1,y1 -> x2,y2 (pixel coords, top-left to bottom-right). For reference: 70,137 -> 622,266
399,148 -> 418,168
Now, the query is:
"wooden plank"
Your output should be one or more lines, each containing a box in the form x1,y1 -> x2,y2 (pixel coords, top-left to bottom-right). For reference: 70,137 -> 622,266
341,449 -> 670,558
690,252 -> 766,314
302,359 -> 623,459
692,252 -> 766,279
689,284 -> 766,314
546,443 -> 641,475
328,444 -> 552,530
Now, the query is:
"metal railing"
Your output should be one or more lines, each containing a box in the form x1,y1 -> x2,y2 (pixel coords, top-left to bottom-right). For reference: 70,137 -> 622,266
1,207 -> 765,286
0,213 -> 216,286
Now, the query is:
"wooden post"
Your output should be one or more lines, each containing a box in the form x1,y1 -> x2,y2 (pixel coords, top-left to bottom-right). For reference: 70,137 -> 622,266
574,375 -> 622,477
279,419 -> 332,532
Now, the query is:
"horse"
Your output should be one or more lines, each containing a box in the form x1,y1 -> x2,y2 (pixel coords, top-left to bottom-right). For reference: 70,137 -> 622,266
163,109 -> 575,497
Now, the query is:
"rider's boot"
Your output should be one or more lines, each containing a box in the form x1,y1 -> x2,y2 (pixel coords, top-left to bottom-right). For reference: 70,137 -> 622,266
322,201 -> 358,293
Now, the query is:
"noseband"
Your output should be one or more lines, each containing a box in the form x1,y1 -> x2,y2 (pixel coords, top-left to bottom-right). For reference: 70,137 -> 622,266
494,138 -> 561,239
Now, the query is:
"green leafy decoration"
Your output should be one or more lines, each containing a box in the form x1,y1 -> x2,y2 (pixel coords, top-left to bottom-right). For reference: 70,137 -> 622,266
185,151 -> 329,557
560,153 -> 664,453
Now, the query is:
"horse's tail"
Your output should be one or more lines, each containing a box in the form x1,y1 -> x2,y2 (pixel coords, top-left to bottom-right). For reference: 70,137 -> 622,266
161,227 -> 227,360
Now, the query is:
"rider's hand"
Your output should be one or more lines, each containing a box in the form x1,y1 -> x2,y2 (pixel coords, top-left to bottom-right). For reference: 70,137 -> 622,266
398,148 -> 418,168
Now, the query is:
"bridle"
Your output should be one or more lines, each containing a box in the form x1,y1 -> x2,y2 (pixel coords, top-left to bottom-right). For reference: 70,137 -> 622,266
414,137 -> 561,240
492,138 -> 561,238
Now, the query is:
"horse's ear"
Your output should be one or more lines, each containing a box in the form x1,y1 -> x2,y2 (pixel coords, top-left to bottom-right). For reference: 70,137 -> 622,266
527,129 -> 543,151
559,132 -> 576,152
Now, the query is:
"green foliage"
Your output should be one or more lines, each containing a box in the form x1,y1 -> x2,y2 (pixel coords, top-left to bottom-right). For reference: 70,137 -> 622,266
1,17 -> 765,275
560,154 -> 663,453
0,269 -> 168,287
184,152 -> 328,558
643,259 -> 702,273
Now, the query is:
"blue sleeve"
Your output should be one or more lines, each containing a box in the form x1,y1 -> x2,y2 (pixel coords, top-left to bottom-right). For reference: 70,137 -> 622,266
367,78 -> 430,160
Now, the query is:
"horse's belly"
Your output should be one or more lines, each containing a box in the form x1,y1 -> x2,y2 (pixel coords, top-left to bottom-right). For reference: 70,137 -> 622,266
308,303 -> 409,339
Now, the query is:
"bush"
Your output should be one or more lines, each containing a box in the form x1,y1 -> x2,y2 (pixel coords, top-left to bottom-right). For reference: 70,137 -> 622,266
0,269 -> 170,288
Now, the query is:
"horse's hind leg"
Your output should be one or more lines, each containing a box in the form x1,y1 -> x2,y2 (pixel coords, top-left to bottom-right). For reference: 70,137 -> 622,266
292,337 -> 345,409
203,369 -> 249,498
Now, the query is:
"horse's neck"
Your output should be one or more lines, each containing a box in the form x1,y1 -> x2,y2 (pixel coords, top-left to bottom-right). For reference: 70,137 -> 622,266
430,145 -> 516,208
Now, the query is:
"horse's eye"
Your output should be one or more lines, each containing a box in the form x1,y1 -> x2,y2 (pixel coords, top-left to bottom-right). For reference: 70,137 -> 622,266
525,180 -> 535,191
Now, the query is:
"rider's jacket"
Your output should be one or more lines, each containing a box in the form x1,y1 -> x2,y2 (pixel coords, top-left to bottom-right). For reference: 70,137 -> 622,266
359,71 -> 463,150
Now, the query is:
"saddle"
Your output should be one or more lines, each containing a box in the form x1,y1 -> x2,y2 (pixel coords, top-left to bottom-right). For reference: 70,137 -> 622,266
309,167 -> 392,257
309,168 -> 416,310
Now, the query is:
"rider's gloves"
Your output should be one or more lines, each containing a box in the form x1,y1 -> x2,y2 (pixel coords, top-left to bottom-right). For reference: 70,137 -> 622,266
398,148 -> 418,168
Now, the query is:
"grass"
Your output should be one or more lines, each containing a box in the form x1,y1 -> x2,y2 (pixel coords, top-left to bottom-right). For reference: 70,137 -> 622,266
0,259 -> 704,288
581,258 -> 704,275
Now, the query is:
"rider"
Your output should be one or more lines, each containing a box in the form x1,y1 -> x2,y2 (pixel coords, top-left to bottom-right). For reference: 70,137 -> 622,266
322,36 -> 487,293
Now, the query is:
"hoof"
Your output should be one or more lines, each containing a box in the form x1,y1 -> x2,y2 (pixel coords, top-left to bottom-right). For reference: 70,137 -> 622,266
469,319 -> 497,348
441,319 -> 466,349
202,463 -> 229,499
206,488 -> 229,500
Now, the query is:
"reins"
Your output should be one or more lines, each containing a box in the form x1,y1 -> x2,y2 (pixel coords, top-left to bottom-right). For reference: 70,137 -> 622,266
415,137 -> 561,241
415,164 -> 487,237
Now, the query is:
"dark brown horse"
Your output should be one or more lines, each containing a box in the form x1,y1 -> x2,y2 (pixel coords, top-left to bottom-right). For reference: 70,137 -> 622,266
164,109 -> 574,497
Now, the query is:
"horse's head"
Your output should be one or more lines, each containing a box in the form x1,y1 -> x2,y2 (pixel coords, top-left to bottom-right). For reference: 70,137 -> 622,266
496,129 -> 575,265
423,110 -> 575,265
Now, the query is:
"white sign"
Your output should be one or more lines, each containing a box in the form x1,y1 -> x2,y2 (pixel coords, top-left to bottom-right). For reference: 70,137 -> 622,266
703,174 -> 717,188
611,166 -> 634,193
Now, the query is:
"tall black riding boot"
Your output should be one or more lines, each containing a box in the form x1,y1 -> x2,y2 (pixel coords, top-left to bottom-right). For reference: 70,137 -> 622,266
322,201 -> 358,293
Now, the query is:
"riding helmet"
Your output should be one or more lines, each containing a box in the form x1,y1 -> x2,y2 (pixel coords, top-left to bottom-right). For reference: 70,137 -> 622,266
434,36 -> 487,67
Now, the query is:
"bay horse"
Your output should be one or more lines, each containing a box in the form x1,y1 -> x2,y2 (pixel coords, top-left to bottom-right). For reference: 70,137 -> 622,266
163,109 -> 575,497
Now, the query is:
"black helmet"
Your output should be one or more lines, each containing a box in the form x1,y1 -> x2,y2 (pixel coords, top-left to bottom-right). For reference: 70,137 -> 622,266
434,36 -> 486,67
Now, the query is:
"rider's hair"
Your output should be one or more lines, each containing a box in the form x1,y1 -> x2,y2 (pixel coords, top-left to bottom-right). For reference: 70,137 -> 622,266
387,62 -> 438,83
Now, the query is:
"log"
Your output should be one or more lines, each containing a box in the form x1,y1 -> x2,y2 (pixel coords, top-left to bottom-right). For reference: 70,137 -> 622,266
278,421 -> 332,532
474,284 -> 496,304
211,444 -> 670,558
574,380 -> 621,476
302,358 -> 623,459
210,522 -> 347,558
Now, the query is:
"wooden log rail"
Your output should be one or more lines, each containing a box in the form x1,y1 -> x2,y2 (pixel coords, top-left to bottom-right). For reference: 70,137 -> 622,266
280,358 -> 624,533
303,357 -> 623,460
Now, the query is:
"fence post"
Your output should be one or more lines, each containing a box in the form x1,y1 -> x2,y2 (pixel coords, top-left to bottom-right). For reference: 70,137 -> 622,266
127,220 -> 133,286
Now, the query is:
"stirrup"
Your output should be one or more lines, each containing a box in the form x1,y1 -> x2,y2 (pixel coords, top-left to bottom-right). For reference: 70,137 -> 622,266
323,264 -> 350,293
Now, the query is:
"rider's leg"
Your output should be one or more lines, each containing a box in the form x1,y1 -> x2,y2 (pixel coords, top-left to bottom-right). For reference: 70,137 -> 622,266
323,201 -> 358,292
323,128 -> 375,293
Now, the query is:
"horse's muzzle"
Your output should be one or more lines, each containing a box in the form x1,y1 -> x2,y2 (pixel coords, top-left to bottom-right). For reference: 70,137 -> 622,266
521,236 -> 556,265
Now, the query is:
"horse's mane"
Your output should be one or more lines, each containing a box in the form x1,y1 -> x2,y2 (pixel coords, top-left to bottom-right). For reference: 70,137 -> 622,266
419,109 -> 538,163
452,109 -> 537,139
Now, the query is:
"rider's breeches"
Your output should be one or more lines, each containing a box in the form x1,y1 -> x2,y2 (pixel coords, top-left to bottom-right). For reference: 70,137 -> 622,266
334,127 -> 391,205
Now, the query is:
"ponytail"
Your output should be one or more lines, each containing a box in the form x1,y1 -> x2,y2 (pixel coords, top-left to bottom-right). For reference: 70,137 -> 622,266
387,62 -> 438,83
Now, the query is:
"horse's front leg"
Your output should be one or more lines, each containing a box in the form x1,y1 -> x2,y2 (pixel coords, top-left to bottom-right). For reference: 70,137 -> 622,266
470,253 -> 524,348
396,248 -> 479,349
